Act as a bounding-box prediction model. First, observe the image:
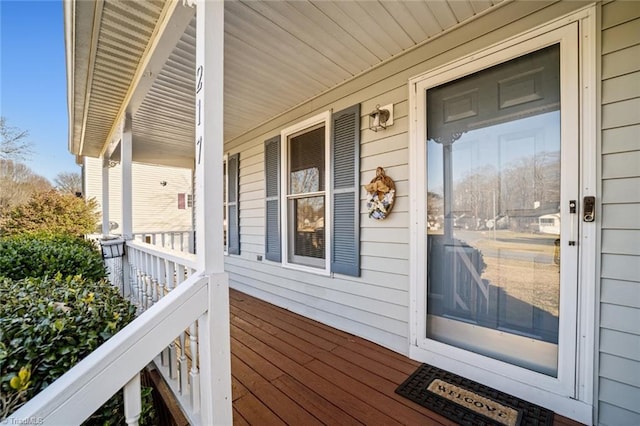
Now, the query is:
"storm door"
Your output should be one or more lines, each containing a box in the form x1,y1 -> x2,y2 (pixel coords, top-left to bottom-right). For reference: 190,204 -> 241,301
413,24 -> 580,395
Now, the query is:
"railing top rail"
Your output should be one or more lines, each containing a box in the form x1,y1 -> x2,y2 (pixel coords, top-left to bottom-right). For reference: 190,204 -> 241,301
126,240 -> 197,268
12,273 -> 207,425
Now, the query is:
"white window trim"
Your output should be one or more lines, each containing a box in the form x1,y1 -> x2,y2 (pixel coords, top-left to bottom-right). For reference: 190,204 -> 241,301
280,111 -> 332,275
223,153 -> 228,256
407,6 -> 596,424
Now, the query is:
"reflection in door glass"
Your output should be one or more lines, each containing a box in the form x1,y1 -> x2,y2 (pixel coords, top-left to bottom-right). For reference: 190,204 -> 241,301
426,45 -> 561,376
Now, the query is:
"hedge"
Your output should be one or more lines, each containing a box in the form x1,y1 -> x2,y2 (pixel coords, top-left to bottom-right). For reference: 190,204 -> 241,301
0,234 -> 106,281
0,234 -> 155,424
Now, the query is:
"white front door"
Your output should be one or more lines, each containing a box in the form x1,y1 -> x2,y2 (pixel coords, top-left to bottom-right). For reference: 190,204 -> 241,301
409,21 -> 588,414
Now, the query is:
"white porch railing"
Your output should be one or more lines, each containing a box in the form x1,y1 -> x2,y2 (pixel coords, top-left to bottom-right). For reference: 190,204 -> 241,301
125,241 -> 203,423
11,240 -> 230,425
132,230 -> 195,254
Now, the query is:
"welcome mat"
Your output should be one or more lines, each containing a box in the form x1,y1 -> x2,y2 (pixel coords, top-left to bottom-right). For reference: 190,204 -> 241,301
395,364 -> 554,426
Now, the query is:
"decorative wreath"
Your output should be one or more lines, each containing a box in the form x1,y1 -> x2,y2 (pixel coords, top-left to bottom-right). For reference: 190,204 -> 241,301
365,167 -> 395,220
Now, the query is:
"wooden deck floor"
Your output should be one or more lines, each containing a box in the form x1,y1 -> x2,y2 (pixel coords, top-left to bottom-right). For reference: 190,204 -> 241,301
229,289 -> 582,426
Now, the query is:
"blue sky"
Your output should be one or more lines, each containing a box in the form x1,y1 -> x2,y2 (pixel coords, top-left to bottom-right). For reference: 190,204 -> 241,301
1,0 -> 78,182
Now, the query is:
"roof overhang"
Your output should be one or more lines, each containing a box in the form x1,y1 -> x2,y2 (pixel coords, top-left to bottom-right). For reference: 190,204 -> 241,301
66,0 -> 507,168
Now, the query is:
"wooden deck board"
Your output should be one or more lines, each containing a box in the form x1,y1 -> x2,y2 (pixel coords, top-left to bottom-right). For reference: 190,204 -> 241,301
227,289 -> 583,426
272,374 -> 362,426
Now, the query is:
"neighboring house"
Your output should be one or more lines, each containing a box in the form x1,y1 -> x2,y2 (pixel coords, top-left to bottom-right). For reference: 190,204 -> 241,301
82,157 -> 194,235
17,1 -> 639,425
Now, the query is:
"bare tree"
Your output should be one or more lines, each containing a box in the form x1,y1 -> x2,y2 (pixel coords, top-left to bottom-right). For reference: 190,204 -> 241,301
0,117 -> 32,161
0,160 -> 52,212
54,171 -> 82,194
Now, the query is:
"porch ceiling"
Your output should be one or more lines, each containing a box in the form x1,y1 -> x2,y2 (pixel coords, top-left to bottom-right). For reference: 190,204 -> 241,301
68,0 -> 504,168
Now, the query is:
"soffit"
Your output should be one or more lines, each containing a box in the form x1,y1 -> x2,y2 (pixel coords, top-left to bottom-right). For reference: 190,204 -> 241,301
69,0 -> 166,158
71,0 -> 504,167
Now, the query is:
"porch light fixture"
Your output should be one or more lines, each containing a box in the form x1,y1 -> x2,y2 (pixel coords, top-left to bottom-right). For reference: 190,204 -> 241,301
160,181 -> 167,186
368,104 -> 394,132
99,237 -> 125,259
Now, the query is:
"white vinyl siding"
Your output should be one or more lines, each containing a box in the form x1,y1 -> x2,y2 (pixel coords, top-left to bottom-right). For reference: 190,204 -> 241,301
599,1 -> 640,424
84,157 -> 193,234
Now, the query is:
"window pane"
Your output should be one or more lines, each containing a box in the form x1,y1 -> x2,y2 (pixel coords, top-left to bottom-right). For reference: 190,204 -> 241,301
289,196 -> 325,264
289,126 -> 324,194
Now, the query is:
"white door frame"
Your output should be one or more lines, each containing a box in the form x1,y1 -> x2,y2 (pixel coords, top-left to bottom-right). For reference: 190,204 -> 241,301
408,6 -> 597,424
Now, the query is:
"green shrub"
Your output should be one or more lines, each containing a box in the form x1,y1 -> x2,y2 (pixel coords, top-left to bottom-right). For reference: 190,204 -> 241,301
0,275 -> 137,418
0,190 -> 99,237
0,234 -> 106,281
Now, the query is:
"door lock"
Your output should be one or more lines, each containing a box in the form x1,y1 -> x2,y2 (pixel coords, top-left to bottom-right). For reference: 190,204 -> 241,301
583,196 -> 595,222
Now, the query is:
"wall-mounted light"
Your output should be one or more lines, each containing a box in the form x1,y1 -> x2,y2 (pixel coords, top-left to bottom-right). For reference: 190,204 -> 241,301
99,237 -> 125,259
160,181 -> 167,187
368,104 -> 394,132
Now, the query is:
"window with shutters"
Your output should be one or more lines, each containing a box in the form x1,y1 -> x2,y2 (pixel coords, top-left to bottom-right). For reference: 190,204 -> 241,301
265,106 -> 360,277
282,112 -> 331,270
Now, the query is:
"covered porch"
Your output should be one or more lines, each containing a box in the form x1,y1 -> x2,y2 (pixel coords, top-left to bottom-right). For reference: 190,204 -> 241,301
227,288 -> 583,425
11,0 -> 614,424
228,288 -> 447,425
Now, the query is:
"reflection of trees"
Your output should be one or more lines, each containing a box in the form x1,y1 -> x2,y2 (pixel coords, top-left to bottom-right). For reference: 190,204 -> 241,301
290,167 -> 319,194
449,152 -> 560,229
427,191 -> 444,229
502,152 -> 559,211
296,196 -> 324,231
454,165 -> 499,227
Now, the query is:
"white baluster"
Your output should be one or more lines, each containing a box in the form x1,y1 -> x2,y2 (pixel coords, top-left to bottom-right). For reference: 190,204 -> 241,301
129,249 -> 139,308
133,249 -> 142,309
158,255 -> 169,368
177,264 -> 186,287
138,252 -> 147,312
179,332 -> 189,395
167,261 -> 178,380
188,231 -> 195,254
137,249 -> 145,309
175,261 -> 189,392
189,321 -> 200,412
145,252 -> 153,308
123,372 -> 141,426
157,257 -> 167,303
152,255 -> 160,304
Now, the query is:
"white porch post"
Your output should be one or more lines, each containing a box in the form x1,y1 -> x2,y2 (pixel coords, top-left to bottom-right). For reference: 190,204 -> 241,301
101,156 -> 110,237
122,113 -> 133,241
194,0 -> 232,424
121,114 -> 133,299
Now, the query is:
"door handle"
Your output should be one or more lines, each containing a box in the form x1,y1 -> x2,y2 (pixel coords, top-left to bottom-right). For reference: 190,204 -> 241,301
583,196 -> 595,222
569,200 -> 576,246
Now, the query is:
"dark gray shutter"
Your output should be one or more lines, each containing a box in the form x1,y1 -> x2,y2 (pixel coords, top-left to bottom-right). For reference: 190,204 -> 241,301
331,105 -> 360,276
228,153 -> 240,255
264,135 -> 281,262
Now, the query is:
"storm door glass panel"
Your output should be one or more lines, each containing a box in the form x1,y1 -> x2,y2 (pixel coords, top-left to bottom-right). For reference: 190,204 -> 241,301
426,45 -> 561,376
287,125 -> 325,268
